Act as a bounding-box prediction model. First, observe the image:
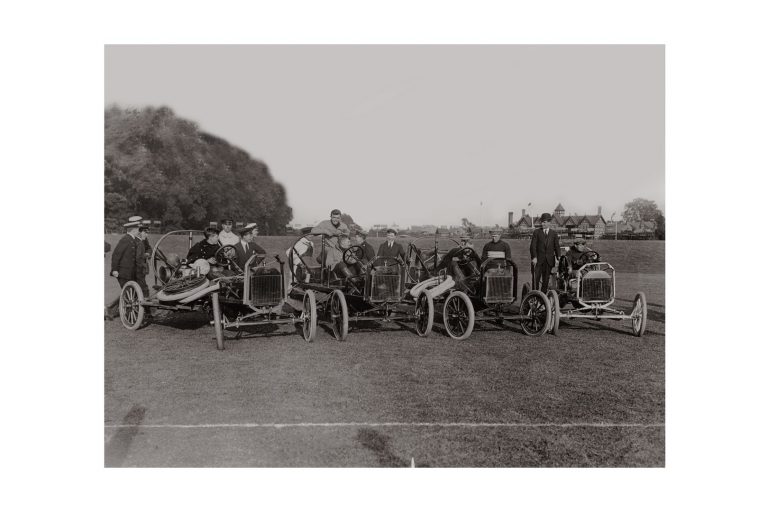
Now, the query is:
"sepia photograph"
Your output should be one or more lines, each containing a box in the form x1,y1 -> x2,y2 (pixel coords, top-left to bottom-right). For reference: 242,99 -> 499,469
103,44 -> 665,467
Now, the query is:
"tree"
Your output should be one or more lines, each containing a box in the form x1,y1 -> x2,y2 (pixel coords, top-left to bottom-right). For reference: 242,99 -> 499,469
622,198 -> 663,223
104,106 -> 293,232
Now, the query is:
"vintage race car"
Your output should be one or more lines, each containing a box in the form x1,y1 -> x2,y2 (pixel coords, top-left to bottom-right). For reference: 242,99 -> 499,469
118,230 -> 308,350
542,243 -> 648,336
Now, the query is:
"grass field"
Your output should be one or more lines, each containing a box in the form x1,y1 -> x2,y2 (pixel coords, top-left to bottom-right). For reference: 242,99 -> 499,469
104,237 -> 664,467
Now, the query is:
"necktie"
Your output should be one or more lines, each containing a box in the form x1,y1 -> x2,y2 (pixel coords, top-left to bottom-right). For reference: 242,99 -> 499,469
389,242 -> 392,248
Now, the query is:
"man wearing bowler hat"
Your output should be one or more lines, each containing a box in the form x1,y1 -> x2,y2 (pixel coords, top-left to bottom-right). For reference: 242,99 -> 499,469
218,218 -> 240,247
529,212 -> 561,293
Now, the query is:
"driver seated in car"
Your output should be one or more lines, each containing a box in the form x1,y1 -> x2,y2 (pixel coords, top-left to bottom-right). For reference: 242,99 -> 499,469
435,232 -> 482,285
187,227 -> 220,265
566,239 -> 597,276
331,235 -> 359,279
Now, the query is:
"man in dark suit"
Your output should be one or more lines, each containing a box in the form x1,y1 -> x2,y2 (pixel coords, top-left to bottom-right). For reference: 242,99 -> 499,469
377,228 -> 406,262
232,223 -> 265,271
111,215 -> 143,291
529,213 -> 561,293
106,215 -> 144,320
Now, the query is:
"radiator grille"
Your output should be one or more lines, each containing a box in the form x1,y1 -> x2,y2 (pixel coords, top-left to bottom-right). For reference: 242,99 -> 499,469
581,277 -> 612,301
370,273 -> 401,302
250,272 -> 283,305
485,274 -> 514,302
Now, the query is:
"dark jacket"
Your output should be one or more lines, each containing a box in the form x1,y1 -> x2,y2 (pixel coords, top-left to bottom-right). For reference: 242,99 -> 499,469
377,240 -> 406,261
359,241 -> 376,262
233,240 -> 266,270
111,234 -> 139,279
529,228 -> 561,266
481,240 -> 512,260
187,239 -> 220,262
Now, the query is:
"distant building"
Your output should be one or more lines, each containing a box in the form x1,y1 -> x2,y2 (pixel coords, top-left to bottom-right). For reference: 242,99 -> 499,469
515,204 -> 607,239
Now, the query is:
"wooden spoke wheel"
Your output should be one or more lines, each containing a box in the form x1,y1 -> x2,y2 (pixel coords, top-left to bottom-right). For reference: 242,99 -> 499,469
631,291 -> 648,337
414,291 -> 434,337
329,289 -> 349,341
520,290 -> 551,337
302,290 -> 318,342
211,291 -> 225,350
547,289 -> 560,336
443,291 -> 475,340
119,281 -> 146,330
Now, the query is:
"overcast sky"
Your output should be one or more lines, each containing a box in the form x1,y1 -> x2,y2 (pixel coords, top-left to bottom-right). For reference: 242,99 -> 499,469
105,45 -> 664,228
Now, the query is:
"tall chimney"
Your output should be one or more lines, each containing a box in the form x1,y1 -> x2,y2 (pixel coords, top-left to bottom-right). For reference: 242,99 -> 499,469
522,209 -> 526,217
598,206 -> 602,215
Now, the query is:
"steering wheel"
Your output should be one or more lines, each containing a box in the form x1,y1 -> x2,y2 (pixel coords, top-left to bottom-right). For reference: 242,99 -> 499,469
214,244 -> 242,273
575,250 -> 600,266
343,245 -> 365,266
456,247 -> 476,262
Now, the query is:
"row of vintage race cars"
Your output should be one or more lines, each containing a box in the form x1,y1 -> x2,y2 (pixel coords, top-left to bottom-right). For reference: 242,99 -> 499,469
116,231 -> 648,350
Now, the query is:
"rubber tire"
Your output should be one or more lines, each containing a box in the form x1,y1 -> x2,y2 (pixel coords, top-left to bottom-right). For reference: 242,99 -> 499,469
414,291 -> 434,337
211,291 -> 225,350
520,290 -> 551,337
119,281 -> 146,330
329,289 -> 349,341
631,291 -> 648,337
156,277 -> 210,301
443,291 -> 475,341
547,289 -> 560,336
302,290 -> 318,342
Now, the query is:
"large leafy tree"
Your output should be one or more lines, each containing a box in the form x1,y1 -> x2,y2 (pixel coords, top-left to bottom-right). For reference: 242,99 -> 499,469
105,106 -> 292,233
622,198 -> 663,223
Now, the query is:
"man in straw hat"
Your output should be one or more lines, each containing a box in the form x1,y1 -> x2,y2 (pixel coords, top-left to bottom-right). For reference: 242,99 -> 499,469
105,216 -> 145,320
529,212 -> 561,293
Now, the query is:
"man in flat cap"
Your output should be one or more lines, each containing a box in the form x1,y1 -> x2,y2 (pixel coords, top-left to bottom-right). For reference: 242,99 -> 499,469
482,228 -> 511,261
232,223 -> 265,271
529,213 -> 560,293
218,218 -> 240,247
377,228 -> 406,262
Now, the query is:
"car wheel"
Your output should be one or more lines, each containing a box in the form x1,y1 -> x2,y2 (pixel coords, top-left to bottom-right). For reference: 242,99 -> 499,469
119,281 -> 146,330
210,291 -> 225,350
631,292 -> 647,337
302,290 -> 318,342
520,290 -> 551,337
547,290 -> 560,336
329,289 -> 349,341
415,291 -> 434,337
443,291 -> 475,340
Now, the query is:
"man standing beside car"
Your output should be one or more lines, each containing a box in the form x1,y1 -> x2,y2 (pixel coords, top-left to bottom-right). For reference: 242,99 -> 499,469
105,215 -> 143,320
529,213 -> 560,293
111,216 -> 143,290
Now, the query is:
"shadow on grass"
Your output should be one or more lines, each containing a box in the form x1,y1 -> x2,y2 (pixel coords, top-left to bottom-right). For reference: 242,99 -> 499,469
105,405 -> 146,467
356,428 -> 428,467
